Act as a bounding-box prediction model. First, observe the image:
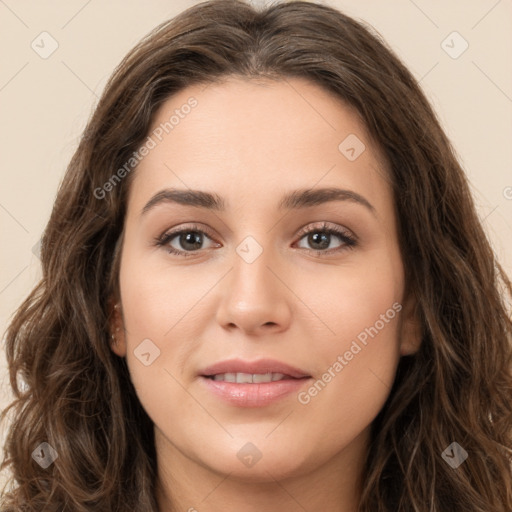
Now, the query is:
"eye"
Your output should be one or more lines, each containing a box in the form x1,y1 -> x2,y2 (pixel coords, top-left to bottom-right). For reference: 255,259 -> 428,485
154,224 -> 219,257
154,221 -> 357,258
294,222 -> 357,256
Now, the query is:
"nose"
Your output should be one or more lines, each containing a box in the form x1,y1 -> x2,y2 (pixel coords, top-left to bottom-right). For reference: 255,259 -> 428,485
215,244 -> 292,336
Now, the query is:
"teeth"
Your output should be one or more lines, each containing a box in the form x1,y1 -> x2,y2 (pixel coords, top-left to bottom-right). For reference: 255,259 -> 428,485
237,372 -> 253,383
252,373 -> 272,383
211,372 -> 288,383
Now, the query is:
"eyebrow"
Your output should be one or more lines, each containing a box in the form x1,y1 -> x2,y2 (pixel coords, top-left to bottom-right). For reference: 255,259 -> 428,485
140,187 -> 376,216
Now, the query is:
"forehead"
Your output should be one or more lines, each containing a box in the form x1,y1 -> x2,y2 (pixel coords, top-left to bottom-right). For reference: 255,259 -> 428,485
127,76 -> 391,217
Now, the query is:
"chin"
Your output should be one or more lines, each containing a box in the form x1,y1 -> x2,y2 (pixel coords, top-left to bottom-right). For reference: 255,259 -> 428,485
193,437 -> 315,482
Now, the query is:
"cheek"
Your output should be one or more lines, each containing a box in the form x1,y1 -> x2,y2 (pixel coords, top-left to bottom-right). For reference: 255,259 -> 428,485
117,250 -> 177,395
296,253 -> 403,353
119,244 -> 211,343
118,246 -> 217,407
293,254 -> 403,423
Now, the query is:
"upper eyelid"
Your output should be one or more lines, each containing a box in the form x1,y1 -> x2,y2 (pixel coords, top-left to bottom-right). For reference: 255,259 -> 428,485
160,221 -> 354,245
164,223 -> 217,241
295,221 -> 354,238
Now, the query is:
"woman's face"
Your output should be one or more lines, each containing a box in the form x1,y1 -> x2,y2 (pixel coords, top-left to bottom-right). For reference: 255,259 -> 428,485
111,76 -> 419,483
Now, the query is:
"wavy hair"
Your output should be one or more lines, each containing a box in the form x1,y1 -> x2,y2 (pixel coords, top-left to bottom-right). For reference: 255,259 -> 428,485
1,0 -> 511,510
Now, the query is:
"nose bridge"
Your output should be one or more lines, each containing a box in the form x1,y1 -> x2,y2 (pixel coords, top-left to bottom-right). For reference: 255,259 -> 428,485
215,233 -> 291,333
230,233 -> 280,303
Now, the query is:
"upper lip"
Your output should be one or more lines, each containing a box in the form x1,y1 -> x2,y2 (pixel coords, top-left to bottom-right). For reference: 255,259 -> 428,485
200,358 -> 311,379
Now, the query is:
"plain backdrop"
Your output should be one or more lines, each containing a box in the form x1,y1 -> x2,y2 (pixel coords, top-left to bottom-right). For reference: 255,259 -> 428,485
1,0 -> 511,489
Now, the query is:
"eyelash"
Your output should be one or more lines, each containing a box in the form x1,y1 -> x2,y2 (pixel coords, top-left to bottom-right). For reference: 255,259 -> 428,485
154,222 -> 357,258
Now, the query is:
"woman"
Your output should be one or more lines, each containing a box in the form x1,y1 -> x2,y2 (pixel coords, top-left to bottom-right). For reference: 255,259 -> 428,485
1,0 -> 511,510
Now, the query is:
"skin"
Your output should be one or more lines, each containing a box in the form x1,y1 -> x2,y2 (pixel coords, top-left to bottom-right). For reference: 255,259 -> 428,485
109,76 -> 421,512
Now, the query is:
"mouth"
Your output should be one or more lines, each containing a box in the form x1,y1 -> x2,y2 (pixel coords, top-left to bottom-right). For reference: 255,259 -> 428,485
199,357 -> 311,379
204,372 -> 304,383
199,358 -> 312,407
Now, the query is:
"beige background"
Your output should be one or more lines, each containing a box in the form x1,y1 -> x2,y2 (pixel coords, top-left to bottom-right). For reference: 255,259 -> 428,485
1,0 -> 511,488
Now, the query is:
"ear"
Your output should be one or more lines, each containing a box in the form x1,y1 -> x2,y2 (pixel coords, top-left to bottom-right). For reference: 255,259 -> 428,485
398,290 -> 422,356
108,296 -> 127,357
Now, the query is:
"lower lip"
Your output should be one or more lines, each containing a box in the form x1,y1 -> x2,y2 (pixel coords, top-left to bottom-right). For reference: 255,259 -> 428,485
200,376 -> 311,407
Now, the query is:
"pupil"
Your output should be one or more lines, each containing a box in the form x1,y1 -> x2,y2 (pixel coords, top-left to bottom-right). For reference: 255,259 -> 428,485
310,232 -> 329,249
181,232 -> 202,250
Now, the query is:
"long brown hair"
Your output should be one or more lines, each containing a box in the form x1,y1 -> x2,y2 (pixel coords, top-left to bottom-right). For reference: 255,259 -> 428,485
2,1 -> 511,510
